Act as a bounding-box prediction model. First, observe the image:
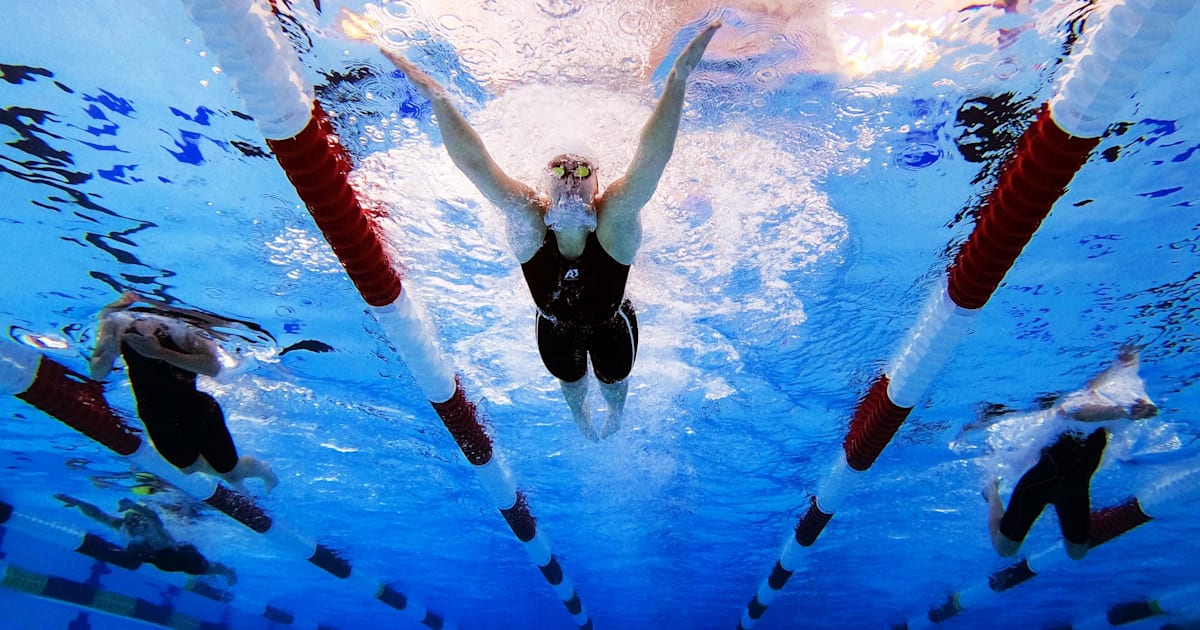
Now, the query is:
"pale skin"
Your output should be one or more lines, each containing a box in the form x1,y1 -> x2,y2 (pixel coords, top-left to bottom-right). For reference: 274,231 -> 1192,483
380,23 -> 720,440
976,346 -> 1157,560
91,291 -> 277,491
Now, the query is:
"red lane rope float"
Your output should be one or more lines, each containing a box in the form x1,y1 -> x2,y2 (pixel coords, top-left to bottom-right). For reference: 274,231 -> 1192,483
741,115 -> 1101,628
947,108 -> 1100,310
430,376 -> 494,466
7,352 -> 273,533
425,370 -> 584,625
16,357 -> 140,456
431,375 -> 579,617
843,374 -> 914,472
1088,498 -> 1153,547
266,102 -> 401,307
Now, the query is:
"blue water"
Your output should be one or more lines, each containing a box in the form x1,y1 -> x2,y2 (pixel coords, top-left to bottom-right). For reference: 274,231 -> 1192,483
2,1 -> 1199,628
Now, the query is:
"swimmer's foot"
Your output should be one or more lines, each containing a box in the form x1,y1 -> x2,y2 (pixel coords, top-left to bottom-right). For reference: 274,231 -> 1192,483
260,466 -> 279,494
246,457 -> 279,494
571,411 -> 599,442
599,412 -> 622,439
226,456 -> 279,494
213,562 -> 237,586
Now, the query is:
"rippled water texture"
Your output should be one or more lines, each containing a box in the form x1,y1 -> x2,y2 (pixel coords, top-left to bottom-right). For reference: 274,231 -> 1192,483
2,1 -> 1200,629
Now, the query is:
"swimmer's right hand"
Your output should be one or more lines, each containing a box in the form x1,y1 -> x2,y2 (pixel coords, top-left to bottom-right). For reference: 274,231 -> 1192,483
54,493 -> 78,507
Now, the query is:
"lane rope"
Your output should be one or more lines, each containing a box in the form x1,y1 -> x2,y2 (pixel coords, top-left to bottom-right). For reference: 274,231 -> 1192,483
179,0 -> 592,626
735,1 -> 1197,626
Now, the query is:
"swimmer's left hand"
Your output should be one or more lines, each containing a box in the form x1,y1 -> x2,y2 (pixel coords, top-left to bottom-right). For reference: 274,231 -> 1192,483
673,21 -> 722,78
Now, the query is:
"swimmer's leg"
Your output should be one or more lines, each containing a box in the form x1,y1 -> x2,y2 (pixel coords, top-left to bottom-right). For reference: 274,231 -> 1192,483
209,561 -> 237,586
186,455 -> 278,493
560,377 -> 598,442
984,478 -> 1023,557
598,378 -> 628,439
537,314 -> 594,440
1058,429 -> 1108,560
225,456 -> 279,493
592,301 -> 637,440
991,446 -> 1058,558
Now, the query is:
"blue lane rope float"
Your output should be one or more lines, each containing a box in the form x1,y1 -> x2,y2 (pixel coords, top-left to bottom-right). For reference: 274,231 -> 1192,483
734,0 -> 1198,627
177,0 -> 593,626
0,339 -> 455,629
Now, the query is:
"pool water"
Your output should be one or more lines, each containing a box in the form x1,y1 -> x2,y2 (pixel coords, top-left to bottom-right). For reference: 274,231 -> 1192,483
2,1 -> 1199,628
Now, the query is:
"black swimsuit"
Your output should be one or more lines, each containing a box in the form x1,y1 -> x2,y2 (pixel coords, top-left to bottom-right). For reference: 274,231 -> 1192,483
1000,428 -> 1108,546
520,230 -> 639,383
121,332 -> 238,474
129,539 -> 211,576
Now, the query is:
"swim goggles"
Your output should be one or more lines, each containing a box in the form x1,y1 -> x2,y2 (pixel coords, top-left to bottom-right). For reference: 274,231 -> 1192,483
550,163 -> 593,179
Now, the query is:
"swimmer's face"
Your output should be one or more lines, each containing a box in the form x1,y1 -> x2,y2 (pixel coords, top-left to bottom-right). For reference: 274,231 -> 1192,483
547,154 -> 598,203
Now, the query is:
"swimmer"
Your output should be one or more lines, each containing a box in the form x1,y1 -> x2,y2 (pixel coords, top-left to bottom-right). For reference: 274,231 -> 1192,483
975,344 -> 1158,560
90,291 -> 277,491
56,493 -> 237,585
380,22 -> 720,441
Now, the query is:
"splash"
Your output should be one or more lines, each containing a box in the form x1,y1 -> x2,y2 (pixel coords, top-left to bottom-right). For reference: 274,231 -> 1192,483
543,193 -> 597,233
352,82 -> 848,432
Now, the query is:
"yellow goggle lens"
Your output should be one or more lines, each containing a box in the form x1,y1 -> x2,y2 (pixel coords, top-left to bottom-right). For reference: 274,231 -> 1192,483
551,164 -> 592,178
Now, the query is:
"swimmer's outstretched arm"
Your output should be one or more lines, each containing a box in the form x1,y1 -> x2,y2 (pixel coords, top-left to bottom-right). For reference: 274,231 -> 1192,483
1065,345 -> 1157,422
598,22 -> 720,254
55,494 -> 123,530
380,49 -> 544,219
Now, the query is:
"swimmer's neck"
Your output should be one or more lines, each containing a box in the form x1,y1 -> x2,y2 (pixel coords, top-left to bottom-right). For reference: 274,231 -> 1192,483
554,226 -> 590,259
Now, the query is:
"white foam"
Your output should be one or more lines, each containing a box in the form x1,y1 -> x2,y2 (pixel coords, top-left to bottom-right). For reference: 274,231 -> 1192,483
543,193 -> 597,234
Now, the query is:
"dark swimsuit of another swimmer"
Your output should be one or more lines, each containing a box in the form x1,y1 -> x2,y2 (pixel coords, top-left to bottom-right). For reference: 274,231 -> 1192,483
122,508 -> 212,576
121,329 -> 239,474
520,230 -> 639,384
999,428 -> 1108,546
